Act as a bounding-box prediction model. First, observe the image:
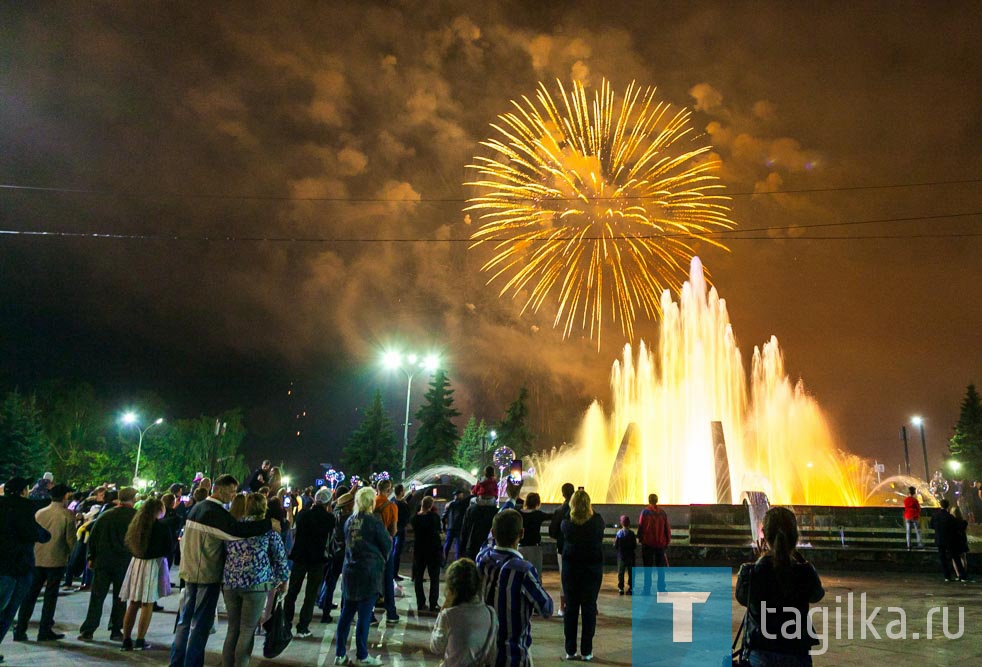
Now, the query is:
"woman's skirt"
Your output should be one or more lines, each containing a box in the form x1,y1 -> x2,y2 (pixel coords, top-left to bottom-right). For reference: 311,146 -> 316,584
120,557 -> 172,603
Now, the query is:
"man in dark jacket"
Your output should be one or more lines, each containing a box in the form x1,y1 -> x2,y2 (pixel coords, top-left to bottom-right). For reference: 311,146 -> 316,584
461,496 -> 498,561
441,489 -> 469,563
930,500 -> 966,581
77,486 -> 138,641
285,487 -> 336,637
0,477 -> 52,656
246,460 -> 271,493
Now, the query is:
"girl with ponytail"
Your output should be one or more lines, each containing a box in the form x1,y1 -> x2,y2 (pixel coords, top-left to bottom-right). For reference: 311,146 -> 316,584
735,506 -> 825,665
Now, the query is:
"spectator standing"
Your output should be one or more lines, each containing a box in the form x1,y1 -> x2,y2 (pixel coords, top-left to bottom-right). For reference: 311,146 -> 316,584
736,506 -> 825,666
637,493 -> 671,595
477,509 -> 553,667
392,485 -> 411,581
14,483 -> 76,642
930,500 -> 967,581
518,493 -> 548,576
373,479 -> 400,623
222,493 -> 289,667
334,487 -> 391,666
903,486 -> 923,549
472,466 -> 499,500
411,496 -> 443,613
320,485 -> 353,623
119,498 -> 174,651
548,482 -> 575,615
170,475 -> 274,667
461,497 -> 497,561
614,515 -> 637,595
560,490 -> 605,661
160,492 -> 182,572
267,468 -> 283,496
285,487 -> 336,638
246,460 -> 272,494
0,477 -> 52,657
78,486 -> 138,641
28,473 -> 54,503
499,482 -> 521,512
951,508 -> 970,579
429,558 -> 497,667
442,490 -> 469,564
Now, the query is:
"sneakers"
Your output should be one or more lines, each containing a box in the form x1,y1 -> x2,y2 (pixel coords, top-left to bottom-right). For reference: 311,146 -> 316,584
333,657 -> 350,665
618,588 -> 624,595
37,631 -> 65,641
354,657 -> 383,666
385,615 -> 400,624
557,609 -> 565,617
563,654 -> 579,661
135,638 -> 151,650
109,631 -> 124,641
77,632 -> 94,642
583,654 -> 595,662
295,629 -> 313,639
121,638 -> 134,651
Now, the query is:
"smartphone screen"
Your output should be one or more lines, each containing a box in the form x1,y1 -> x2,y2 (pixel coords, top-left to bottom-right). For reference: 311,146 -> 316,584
510,459 -> 523,483
283,497 -> 291,508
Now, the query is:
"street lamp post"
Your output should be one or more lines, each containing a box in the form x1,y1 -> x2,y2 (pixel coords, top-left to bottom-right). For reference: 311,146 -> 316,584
122,412 -> 164,486
912,416 -> 929,482
384,351 -> 439,480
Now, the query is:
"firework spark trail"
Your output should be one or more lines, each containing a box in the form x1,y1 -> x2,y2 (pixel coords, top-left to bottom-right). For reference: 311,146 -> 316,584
466,79 -> 735,345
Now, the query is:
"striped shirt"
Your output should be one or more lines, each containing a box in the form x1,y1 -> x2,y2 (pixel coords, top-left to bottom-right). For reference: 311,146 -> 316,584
476,546 -> 553,667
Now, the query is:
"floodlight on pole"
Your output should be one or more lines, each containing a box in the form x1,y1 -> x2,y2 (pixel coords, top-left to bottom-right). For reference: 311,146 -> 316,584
911,415 -> 930,482
382,348 -> 441,480
121,412 -> 165,486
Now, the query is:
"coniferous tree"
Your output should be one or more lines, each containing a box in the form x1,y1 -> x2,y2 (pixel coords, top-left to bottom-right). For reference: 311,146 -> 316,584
411,369 -> 461,472
496,385 -> 535,457
949,384 -> 982,478
0,390 -> 48,480
455,416 -> 488,472
343,390 -> 401,478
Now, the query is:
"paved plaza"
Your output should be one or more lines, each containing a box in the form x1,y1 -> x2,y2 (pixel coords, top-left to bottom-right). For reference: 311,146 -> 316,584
3,567 -> 979,665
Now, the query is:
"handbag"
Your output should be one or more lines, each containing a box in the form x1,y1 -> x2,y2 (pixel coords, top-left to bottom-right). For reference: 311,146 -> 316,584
262,593 -> 293,659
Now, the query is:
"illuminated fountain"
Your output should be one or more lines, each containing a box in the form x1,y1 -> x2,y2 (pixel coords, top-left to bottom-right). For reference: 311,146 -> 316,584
533,257 -> 873,506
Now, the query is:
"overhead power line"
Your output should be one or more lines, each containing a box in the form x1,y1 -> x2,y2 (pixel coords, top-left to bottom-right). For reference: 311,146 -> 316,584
1,211 -> 980,244
1,177 -> 981,203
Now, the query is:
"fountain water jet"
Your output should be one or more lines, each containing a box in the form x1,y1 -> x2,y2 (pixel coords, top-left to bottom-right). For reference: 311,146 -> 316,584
533,258 -> 872,506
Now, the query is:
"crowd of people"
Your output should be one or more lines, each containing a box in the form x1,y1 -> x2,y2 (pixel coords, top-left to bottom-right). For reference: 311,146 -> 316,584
0,462 -> 974,666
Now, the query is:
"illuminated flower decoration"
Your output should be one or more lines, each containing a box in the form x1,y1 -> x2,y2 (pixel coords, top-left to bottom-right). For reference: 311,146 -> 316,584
493,446 -> 516,470
350,475 -> 362,488
369,472 -> 380,486
525,466 -> 536,478
325,468 -> 345,490
377,471 -> 390,482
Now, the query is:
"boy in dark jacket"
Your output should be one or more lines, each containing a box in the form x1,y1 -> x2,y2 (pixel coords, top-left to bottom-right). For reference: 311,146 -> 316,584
614,515 -> 637,595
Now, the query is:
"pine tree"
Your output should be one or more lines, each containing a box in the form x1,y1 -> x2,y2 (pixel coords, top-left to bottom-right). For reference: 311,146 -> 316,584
455,416 -> 488,472
949,384 -> 982,478
0,390 -> 48,480
411,369 -> 461,472
496,385 -> 535,457
342,390 -> 401,479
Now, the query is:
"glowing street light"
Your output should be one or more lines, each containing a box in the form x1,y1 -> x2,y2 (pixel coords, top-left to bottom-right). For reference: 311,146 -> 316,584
121,413 -> 164,486
911,415 -> 930,482
382,349 -> 441,479
948,460 -> 962,474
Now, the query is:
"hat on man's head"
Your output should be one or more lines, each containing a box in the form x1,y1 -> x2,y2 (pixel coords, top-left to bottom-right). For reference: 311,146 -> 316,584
5,477 -> 31,496
49,483 -> 75,500
42,472 -> 54,482
314,488 -> 332,504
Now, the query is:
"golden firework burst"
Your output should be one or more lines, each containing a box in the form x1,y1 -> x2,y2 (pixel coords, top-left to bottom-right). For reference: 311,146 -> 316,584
466,79 -> 734,345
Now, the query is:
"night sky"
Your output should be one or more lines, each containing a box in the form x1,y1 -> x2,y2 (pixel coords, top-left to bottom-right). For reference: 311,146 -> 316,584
2,2 -> 981,483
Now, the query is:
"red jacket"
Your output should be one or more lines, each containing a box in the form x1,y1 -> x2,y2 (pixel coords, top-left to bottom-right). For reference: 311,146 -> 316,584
638,504 -> 671,549
903,496 -> 921,521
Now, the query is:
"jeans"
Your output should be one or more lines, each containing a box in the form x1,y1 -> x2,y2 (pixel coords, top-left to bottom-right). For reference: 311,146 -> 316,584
79,566 -> 126,635
412,553 -> 441,609
16,566 -> 66,637
382,543 -> 397,619
222,587 -> 266,667
321,553 -> 343,611
335,595 -> 375,660
641,545 -> 668,594
170,582 -> 221,667
0,574 -> 33,644
905,519 -> 922,548
284,561 -> 324,631
393,531 -> 406,577
617,556 -> 634,592
562,565 -> 602,657
443,529 -> 461,563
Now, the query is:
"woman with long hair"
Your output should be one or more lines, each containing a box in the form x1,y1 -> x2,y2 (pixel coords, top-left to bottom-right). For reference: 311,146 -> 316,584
267,467 -> 282,496
736,506 -> 825,666
429,558 -> 497,666
559,489 -> 605,661
223,493 -> 289,667
119,498 -> 173,650
334,486 -> 392,666
229,493 -> 247,521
